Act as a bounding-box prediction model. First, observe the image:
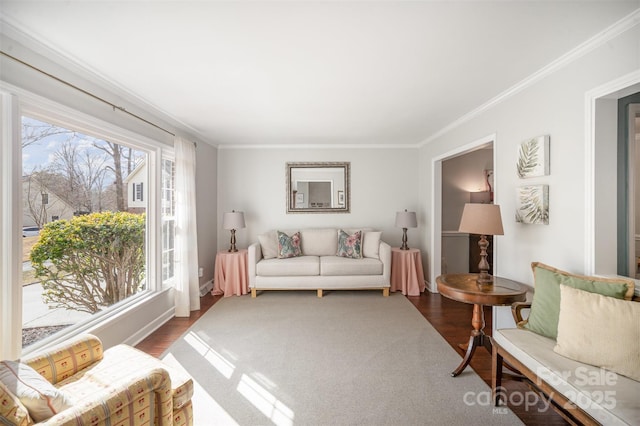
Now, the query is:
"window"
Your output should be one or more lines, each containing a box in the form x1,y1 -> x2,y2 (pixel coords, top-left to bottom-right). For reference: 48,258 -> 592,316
161,158 -> 176,286
133,182 -> 144,202
0,86 -> 179,359
21,115 -> 150,348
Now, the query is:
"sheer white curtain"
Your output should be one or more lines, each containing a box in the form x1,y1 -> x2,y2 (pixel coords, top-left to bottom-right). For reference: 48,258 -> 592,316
174,137 -> 200,316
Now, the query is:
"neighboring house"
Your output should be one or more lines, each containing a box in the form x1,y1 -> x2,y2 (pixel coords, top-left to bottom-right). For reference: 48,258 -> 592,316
124,158 -> 147,213
22,175 -> 74,228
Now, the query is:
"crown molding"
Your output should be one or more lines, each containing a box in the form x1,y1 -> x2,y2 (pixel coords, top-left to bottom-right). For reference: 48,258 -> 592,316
419,7 -> 640,148
217,143 -> 420,150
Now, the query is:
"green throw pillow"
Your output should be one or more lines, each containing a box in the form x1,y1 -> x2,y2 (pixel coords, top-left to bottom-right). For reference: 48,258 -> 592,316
523,262 -> 635,340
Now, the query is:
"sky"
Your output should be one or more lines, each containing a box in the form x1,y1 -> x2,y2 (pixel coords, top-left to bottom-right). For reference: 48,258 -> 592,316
21,116 -> 144,179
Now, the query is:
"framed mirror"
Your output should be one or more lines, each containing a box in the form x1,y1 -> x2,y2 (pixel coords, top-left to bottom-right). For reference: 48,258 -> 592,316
286,162 -> 350,213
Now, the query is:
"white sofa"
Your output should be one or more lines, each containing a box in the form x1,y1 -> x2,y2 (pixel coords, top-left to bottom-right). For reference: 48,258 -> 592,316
248,228 -> 391,297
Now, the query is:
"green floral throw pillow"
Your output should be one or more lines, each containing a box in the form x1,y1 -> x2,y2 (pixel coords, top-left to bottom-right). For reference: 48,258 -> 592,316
277,231 -> 302,258
336,229 -> 362,259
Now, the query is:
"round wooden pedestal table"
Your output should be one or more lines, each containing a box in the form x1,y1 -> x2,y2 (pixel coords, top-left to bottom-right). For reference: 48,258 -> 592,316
435,274 -> 526,377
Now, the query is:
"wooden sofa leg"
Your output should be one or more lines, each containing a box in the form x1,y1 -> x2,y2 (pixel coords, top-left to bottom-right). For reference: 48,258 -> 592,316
383,288 -> 389,297
251,288 -> 257,298
492,344 -> 504,406
317,289 -> 323,298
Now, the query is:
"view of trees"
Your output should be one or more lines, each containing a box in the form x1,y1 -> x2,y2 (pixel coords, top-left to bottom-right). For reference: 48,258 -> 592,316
22,117 -> 143,225
22,116 -> 148,345
31,212 -> 146,313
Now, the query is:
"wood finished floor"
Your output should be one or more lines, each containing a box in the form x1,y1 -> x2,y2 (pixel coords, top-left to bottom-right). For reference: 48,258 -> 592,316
136,291 -> 568,425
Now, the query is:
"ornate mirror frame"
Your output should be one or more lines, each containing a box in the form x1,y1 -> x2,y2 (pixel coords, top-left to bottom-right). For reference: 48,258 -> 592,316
286,162 -> 350,213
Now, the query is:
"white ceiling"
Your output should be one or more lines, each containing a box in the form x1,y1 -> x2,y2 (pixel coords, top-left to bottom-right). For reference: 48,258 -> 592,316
1,1 -> 638,147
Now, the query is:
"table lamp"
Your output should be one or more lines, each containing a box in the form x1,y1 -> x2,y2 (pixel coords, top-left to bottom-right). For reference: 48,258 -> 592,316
222,210 -> 246,252
395,209 -> 417,250
458,203 -> 504,285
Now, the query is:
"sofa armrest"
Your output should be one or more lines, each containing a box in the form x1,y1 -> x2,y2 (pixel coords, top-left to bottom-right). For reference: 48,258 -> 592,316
379,241 -> 392,283
42,367 -> 174,426
22,334 -> 103,385
511,301 -> 531,324
248,242 -> 262,288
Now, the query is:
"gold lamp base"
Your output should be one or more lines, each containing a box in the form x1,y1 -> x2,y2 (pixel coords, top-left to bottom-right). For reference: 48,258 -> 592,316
400,228 -> 409,250
228,229 -> 238,252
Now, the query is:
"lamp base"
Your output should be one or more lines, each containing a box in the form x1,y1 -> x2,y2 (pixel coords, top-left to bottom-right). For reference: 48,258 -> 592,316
400,228 -> 409,250
476,235 -> 492,286
228,229 -> 238,252
476,270 -> 493,287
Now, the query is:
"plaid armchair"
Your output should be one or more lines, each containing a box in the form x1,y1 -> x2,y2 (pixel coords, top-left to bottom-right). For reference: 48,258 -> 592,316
0,334 -> 193,426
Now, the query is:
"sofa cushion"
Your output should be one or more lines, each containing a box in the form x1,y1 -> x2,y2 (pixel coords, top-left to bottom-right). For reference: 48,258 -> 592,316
320,256 -> 383,276
362,231 -> 382,259
523,262 -> 634,339
0,379 -> 32,426
555,285 -> 640,381
0,360 -> 72,422
300,228 -> 338,256
277,231 -> 302,258
337,229 -> 363,259
257,256 -> 320,276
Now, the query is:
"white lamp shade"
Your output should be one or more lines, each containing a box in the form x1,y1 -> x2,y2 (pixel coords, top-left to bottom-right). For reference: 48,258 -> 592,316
458,203 -> 504,235
222,211 -> 246,230
395,210 -> 417,228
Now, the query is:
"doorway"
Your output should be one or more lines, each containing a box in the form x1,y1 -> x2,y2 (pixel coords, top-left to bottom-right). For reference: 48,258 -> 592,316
430,134 -> 496,290
586,70 -> 640,278
617,95 -> 640,278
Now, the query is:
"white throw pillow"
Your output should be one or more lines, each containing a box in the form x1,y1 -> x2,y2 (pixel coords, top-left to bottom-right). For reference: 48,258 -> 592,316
554,285 -> 640,382
362,231 -> 382,259
0,360 -> 72,422
258,231 -> 279,259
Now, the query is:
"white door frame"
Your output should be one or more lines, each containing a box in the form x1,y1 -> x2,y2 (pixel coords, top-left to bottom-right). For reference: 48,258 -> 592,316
584,70 -> 640,276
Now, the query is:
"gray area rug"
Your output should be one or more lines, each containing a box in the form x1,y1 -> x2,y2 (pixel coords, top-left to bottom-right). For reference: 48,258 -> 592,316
161,291 -> 522,426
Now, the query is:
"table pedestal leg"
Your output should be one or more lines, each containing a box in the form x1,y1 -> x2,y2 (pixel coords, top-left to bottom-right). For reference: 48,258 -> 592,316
451,304 -> 492,377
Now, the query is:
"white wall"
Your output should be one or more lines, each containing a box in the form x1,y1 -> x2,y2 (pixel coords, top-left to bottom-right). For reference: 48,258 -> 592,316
418,20 -> 640,328
195,142 -> 218,286
217,147 -> 420,251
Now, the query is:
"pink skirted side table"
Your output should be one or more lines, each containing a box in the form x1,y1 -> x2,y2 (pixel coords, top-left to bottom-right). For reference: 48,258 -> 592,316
390,247 -> 425,296
212,249 -> 249,297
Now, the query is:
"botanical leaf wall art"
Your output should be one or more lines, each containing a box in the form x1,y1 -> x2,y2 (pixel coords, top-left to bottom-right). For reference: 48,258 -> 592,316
516,185 -> 549,225
517,135 -> 549,178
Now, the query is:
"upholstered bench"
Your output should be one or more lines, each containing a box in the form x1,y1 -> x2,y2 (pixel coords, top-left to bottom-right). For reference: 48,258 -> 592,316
0,334 -> 193,425
492,263 -> 639,425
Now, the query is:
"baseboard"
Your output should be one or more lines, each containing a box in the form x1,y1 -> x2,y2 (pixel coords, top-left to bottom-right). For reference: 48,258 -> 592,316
125,306 -> 175,347
426,280 -> 438,293
199,279 -> 213,297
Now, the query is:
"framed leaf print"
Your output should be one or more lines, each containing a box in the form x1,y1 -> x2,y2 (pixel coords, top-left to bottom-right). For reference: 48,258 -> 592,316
516,185 -> 549,225
517,135 -> 549,178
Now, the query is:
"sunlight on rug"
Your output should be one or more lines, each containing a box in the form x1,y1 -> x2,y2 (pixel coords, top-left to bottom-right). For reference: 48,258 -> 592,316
164,331 -> 295,426
163,352 -> 239,426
